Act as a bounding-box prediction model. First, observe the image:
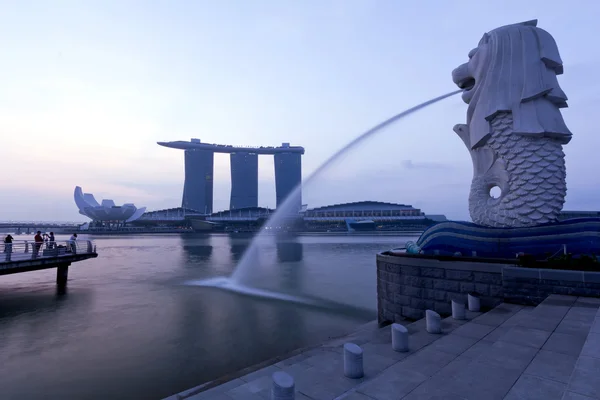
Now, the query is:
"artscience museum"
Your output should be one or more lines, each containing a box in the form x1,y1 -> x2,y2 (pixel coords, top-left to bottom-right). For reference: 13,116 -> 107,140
74,186 -> 146,224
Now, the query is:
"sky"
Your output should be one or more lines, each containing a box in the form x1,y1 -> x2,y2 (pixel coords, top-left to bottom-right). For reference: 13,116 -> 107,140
1,0 -> 599,222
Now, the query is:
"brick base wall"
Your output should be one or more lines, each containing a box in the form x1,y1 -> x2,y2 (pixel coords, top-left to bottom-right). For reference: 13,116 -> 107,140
377,253 -> 600,324
503,266 -> 600,305
377,253 -> 504,323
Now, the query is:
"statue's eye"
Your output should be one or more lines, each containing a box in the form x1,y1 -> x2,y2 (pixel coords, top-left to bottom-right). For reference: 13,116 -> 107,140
468,48 -> 478,59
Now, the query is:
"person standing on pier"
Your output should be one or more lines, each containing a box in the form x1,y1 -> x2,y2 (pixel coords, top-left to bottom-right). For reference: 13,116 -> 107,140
69,233 -> 78,254
48,232 -> 56,249
33,231 -> 43,258
3,234 -> 13,261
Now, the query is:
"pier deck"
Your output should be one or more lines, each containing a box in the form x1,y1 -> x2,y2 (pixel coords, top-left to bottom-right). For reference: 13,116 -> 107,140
1,240 -> 98,284
168,295 -> 600,400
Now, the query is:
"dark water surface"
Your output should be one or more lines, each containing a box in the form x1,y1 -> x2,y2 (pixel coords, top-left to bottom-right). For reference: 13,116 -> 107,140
0,233 -> 414,399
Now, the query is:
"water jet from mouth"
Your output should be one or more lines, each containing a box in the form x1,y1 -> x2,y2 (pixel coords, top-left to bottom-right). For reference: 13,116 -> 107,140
232,89 -> 462,284
195,89 -> 463,310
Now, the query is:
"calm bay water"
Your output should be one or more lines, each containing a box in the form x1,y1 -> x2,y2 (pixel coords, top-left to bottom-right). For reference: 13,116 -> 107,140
0,233 -> 414,399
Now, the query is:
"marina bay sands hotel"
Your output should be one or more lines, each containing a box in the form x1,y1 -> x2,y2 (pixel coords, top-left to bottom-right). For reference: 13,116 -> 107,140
158,139 -> 305,214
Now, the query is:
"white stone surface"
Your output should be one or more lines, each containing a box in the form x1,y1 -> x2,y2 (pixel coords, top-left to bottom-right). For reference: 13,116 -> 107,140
391,323 -> 409,352
426,310 -> 442,334
468,294 -> 481,312
271,371 -> 295,400
452,300 -> 466,320
451,20 -> 571,228
343,343 -> 364,379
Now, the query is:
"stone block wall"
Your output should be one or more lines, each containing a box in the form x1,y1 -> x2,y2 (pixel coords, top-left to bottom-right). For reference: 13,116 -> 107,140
503,266 -> 600,305
377,253 -> 600,325
377,253 -> 505,323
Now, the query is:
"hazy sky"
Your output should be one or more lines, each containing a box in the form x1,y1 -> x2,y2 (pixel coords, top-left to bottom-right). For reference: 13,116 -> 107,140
1,0 -> 599,222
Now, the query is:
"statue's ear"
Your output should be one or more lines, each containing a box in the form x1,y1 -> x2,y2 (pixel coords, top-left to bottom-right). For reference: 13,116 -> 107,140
479,33 -> 490,45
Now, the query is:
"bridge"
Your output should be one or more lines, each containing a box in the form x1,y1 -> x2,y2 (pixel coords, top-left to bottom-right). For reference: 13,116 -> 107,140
1,239 -> 98,287
158,139 -> 304,215
0,222 -> 81,234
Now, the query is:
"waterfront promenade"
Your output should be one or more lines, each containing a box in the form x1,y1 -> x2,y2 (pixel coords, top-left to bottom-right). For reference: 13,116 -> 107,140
168,295 -> 600,400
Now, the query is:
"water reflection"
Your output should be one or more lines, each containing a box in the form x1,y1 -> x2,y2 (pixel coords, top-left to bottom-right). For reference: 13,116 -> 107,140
181,234 -> 213,261
0,288 -> 91,320
228,233 -> 252,262
173,275 -> 312,390
276,234 -> 304,263
0,234 -> 403,399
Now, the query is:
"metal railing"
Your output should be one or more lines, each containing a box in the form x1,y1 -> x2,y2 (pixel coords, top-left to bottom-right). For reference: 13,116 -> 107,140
1,240 -> 96,263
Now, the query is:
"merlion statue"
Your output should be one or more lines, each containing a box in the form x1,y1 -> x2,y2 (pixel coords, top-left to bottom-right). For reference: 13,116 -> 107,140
452,20 -> 572,228
409,20 -> 599,259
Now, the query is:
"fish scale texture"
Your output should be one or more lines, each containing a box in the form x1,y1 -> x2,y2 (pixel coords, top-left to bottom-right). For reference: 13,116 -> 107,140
470,112 -> 566,227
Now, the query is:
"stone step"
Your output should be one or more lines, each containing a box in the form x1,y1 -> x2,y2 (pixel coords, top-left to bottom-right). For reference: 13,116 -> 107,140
168,296 -> 600,400
395,295 -> 598,400
561,299 -> 600,399
175,305 -> 491,399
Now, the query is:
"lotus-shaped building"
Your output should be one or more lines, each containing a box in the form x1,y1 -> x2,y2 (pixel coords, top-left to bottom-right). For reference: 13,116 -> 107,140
74,186 -> 146,222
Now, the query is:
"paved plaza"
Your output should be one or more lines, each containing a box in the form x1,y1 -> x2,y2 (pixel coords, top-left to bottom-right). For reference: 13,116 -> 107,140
168,295 -> 600,400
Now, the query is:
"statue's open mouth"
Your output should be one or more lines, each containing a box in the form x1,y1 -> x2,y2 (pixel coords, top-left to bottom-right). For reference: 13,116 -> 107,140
457,77 -> 475,91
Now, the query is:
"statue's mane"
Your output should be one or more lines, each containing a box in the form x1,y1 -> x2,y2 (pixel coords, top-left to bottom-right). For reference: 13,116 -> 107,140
468,20 -> 572,148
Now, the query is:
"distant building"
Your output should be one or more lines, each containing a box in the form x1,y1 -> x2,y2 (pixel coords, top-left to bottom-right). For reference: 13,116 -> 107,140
230,152 -> 259,210
208,207 -> 274,221
74,186 -> 146,225
303,201 -> 445,232
304,201 -> 424,219
135,207 -> 202,224
157,139 -> 305,215
134,201 -> 445,233
274,151 -> 302,212
182,149 -> 214,214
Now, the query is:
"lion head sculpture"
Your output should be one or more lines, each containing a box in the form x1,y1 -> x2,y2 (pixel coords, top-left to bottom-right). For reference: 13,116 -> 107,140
452,19 -> 572,150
